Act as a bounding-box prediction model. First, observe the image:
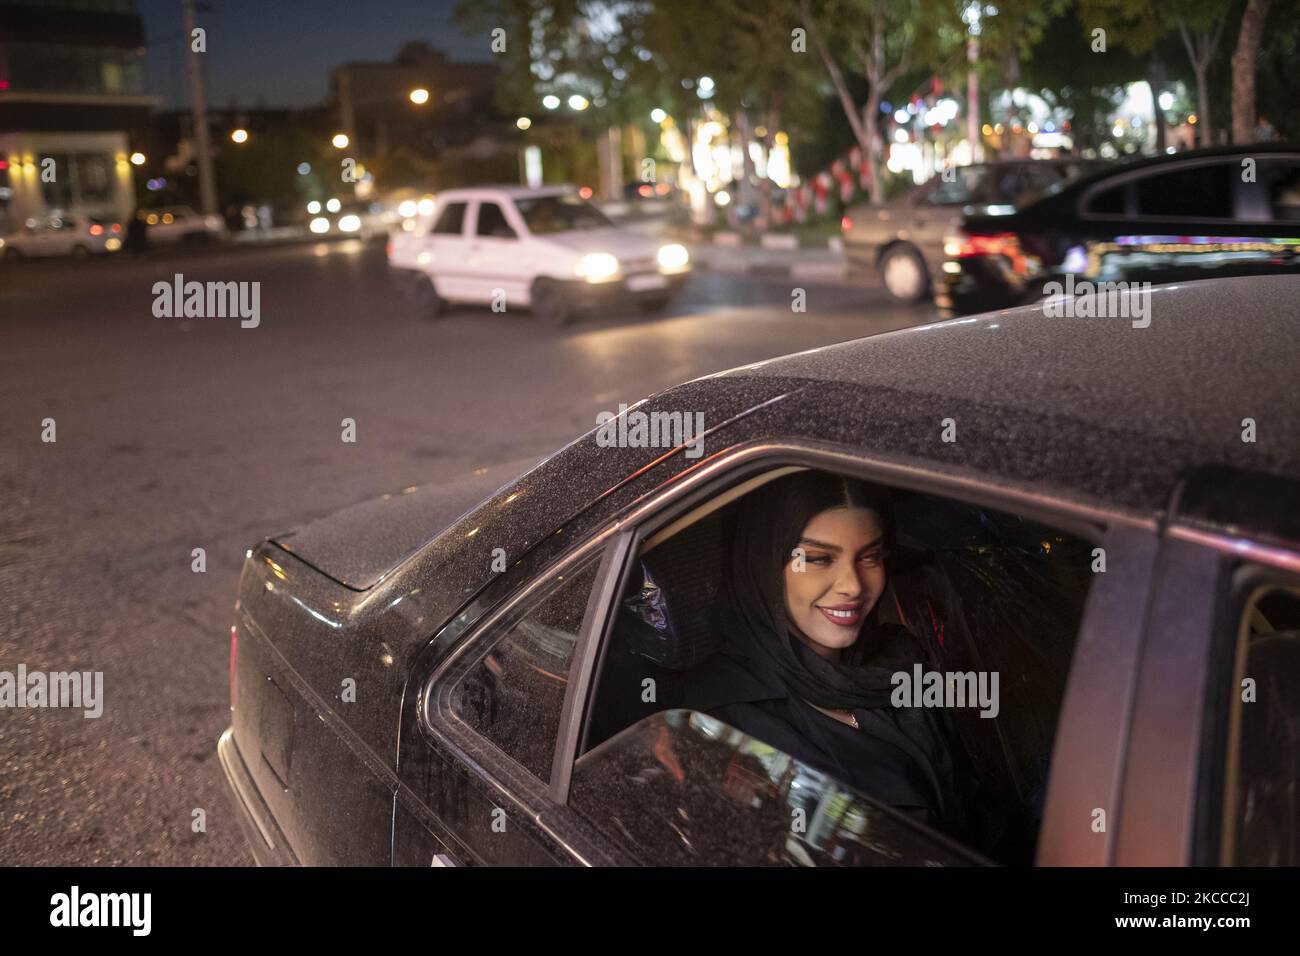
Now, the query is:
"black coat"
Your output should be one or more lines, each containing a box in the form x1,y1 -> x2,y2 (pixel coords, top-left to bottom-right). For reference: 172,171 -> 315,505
675,648 -> 960,833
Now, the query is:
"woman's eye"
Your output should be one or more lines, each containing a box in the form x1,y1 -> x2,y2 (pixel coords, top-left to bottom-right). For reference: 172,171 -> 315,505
806,555 -> 832,566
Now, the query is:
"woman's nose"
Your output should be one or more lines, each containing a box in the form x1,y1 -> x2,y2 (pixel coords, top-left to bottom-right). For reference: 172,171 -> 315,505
833,562 -> 864,598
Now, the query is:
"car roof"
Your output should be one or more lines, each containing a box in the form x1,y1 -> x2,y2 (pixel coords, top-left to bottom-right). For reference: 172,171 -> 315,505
693,274 -> 1300,516
1046,141 -> 1300,198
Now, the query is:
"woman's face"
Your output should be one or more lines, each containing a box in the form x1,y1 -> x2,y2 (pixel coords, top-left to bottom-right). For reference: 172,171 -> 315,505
782,505 -> 886,659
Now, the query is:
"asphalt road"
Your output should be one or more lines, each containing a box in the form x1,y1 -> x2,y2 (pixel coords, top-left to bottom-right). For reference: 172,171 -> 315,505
0,238 -> 935,864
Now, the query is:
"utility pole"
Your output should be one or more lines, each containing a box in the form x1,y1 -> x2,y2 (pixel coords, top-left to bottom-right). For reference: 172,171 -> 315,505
183,0 -> 218,216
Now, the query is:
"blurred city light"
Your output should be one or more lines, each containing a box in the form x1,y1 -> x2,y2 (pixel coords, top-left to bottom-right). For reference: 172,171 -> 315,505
129,152 -> 145,166
307,200 -> 322,214
309,217 -> 330,234
650,108 -> 667,124
568,94 -> 590,111
331,133 -> 349,149
338,214 -> 361,232
297,162 -> 311,175
230,128 -> 249,144
409,87 -> 430,105
326,198 -> 341,212
542,94 -> 560,109
516,116 -> 532,130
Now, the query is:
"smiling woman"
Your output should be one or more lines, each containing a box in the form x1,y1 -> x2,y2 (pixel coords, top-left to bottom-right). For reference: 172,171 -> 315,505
580,465 -> 1098,863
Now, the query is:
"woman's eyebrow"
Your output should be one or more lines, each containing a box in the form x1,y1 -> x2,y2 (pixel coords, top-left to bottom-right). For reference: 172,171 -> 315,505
798,536 -> 884,552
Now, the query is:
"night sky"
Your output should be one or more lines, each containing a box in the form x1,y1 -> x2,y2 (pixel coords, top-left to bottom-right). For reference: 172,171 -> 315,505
137,0 -> 493,110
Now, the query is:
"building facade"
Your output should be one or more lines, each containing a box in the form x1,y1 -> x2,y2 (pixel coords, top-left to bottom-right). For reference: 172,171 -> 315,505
0,0 -> 156,231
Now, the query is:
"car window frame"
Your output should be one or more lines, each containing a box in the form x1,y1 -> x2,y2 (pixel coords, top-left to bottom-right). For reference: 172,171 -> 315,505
1217,569 -> 1300,865
472,199 -> 521,241
429,200 -> 469,237
1078,157 -> 1246,224
539,439 -> 1153,865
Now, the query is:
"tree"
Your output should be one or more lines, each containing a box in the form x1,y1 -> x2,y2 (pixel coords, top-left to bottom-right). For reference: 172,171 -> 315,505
1231,0 -> 1272,143
800,0 -> 954,203
1174,1 -> 1227,146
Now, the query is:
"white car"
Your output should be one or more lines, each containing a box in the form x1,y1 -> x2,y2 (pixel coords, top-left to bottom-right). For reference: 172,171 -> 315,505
140,206 -> 226,245
0,214 -> 123,258
387,186 -> 691,324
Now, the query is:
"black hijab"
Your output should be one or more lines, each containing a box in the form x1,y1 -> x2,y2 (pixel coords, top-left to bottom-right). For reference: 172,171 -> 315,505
701,470 -> 928,711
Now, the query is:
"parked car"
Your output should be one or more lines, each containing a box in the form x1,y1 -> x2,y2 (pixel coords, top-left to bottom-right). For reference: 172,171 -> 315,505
0,213 -> 123,258
139,205 -> 226,245
218,274 -> 1300,867
387,185 -> 692,324
842,159 -> 1098,302
939,143 -> 1300,315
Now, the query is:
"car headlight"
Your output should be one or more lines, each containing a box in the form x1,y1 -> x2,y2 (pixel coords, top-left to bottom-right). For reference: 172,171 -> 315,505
656,243 -> 690,272
338,214 -> 362,233
576,252 -> 620,283
309,217 -> 330,234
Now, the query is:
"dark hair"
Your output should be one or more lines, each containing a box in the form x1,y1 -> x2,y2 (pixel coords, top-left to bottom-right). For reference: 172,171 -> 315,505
726,470 -> 895,660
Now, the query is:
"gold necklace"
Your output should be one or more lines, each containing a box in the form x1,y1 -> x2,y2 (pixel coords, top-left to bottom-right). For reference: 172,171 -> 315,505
810,701 -> 859,729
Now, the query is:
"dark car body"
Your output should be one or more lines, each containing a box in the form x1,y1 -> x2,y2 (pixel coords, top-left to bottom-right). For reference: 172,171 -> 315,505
219,275 -> 1300,867
842,159 -> 1098,302
939,144 -> 1300,315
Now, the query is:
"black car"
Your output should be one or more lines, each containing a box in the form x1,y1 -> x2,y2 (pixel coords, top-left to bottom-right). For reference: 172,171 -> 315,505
939,144 -> 1300,315
218,275 -> 1300,867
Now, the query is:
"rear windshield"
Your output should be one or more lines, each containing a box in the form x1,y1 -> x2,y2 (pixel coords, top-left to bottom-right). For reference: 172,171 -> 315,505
516,195 -> 613,234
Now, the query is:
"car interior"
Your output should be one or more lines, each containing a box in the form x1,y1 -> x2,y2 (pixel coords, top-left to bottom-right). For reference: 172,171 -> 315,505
579,466 -> 1096,865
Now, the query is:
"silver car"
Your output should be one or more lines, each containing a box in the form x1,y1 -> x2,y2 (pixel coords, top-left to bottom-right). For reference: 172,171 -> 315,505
843,160 -> 1098,302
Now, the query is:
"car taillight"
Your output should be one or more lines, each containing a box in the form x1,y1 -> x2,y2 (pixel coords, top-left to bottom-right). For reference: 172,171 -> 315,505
944,230 -> 1031,273
110,222 -> 121,234
229,624 -> 238,711
89,224 -> 104,236
840,215 -> 852,233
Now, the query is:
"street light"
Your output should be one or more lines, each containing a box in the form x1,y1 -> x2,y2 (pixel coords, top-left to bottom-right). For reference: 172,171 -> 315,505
409,87 -> 430,105
331,133 -> 349,149
129,152 -> 146,166
516,117 -> 532,130
568,94 -> 589,111
542,95 -> 560,110
650,108 -> 667,124
230,128 -> 249,144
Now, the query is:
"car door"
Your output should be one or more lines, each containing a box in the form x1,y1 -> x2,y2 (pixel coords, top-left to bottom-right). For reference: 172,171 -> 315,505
423,199 -> 473,301
1114,465 -> 1300,866
1071,156 -> 1300,287
506,445 -> 1150,866
459,199 -> 530,308
393,532 -> 633,866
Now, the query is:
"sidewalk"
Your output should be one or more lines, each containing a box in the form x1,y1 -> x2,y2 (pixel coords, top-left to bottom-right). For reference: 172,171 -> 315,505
688,234 -> 857,282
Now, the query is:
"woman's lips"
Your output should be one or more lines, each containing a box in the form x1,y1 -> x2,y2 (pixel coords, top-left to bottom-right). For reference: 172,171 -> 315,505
816,604 -> 864,627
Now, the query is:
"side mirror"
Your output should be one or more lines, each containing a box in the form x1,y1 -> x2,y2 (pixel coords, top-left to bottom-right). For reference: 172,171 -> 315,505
570,710 -> 984,866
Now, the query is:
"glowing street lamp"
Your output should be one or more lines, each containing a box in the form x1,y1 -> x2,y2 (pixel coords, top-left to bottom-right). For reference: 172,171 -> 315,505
516,117 -> 532,130
129,152 -> 146,166
230,128 -> 249,144
409,87 -> 430,105
542,95 -> 560,110
568,94 -> 589,111
331,133 -> 349,149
